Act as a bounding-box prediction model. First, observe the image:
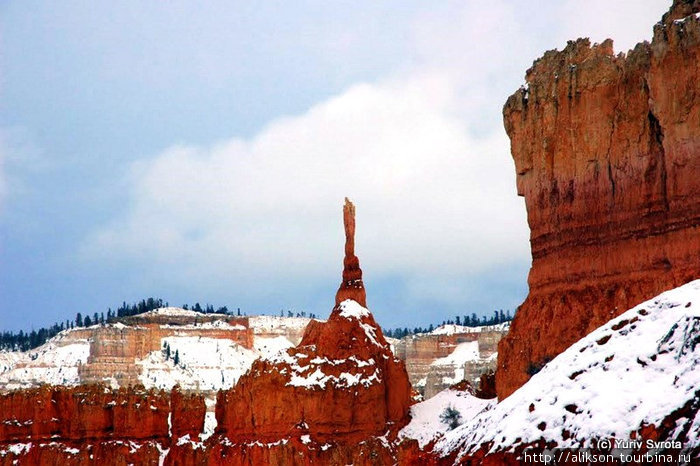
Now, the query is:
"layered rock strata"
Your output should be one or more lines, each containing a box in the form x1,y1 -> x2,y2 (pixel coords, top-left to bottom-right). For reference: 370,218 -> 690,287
393,326 -> 505,399
497,0 -> 700,398
0,385 -> 206,465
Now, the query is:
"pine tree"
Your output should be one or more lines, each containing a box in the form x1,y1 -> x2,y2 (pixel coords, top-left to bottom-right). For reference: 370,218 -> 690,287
440,406 -> 463,430
174,350 -> 180,366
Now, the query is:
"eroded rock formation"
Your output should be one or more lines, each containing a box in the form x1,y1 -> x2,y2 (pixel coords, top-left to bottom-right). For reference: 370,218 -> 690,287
0,198 -> 414,464
393,326 -> 505,399
336,197 -> 367,307
497,0 -> 700,398
206,198 -> 412,464
0,385 -> 206,465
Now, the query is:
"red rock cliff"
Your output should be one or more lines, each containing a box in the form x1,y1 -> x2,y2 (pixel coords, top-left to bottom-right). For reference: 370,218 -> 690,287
497,0 -> 700,399
0,385 -> 206,465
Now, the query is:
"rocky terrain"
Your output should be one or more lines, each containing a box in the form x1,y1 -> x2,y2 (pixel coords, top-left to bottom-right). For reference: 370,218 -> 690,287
393,323 -> 507,399
0,197 -> 418,465
1,1 -> 699,464
0,311 -> 313,394
403,280 -> 700,465
497,0 -> 700,399
0,310 -> 501,401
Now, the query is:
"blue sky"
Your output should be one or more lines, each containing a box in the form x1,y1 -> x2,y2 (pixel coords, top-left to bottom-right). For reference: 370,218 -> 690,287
0,0 -> 669,331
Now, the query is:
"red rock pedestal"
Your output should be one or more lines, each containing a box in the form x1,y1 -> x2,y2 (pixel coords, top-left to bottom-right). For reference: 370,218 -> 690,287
496,0 -> 700,399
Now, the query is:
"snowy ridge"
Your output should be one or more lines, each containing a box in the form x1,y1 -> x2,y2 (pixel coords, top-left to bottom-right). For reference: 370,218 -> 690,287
430,322 -> 510,336
0,334 -> 90,390
131,307 -> 206,319
0,311 -> 322,392
434,279 -> 700,459
248,315 -> 317,334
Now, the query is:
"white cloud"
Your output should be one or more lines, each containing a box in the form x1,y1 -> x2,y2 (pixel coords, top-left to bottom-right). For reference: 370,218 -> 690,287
83,73 -> 530,297
82,0 -> 671,311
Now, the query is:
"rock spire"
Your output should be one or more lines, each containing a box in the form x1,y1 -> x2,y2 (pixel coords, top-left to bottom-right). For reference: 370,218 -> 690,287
335,197 -> 367,307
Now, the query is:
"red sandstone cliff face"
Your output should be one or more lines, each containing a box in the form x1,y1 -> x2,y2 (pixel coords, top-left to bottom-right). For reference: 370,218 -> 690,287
497,0 -> 700,399
0,385 -> 206,465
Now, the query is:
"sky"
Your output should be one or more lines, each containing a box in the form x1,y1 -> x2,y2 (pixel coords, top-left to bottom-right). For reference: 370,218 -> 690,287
0,0 -> 670,331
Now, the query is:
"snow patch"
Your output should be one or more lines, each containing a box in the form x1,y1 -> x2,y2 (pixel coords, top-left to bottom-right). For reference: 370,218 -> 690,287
430,322 -> 510,336
400,389 -> 493,448
338,299 -> 370,320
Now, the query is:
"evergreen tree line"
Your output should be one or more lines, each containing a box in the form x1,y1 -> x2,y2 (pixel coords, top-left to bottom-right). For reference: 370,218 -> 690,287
383,309 -> 513,339
279,309 -> 319,319
0,297 -> 232,352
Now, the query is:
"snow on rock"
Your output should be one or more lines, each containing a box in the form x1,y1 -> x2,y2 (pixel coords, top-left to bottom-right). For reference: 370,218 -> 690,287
384,337 -> 399,355
338,299 -> 371,320
436,279 -> 700,459
430,322 -> 510,336
430,341 -> 480,386
201,412 -> 217,441
131,307 -> 205,319
263,346 -> 381,390
253,336 -> 294,359
432,341 -> 480,367
400,388 -> 494,448
137,337 -> 257,391
0,352 -> 23,374
0,334 -> 90,390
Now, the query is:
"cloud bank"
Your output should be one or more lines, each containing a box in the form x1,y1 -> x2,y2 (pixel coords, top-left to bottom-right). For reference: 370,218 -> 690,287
80,0 -> 669,322
84,74 -> 530,302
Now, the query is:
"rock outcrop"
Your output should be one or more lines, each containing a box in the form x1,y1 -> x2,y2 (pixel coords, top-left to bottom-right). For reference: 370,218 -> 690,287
335,197 -> 367,308
207,198 -> 412,464
393,325 -> 506,399
497,0 -> 700,399
0,384 -> 206,465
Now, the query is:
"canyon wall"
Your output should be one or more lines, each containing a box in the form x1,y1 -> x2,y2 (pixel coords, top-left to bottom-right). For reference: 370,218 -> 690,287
497,0 -> 700,398
0,385 -> 206,465
393,326 -> 505,399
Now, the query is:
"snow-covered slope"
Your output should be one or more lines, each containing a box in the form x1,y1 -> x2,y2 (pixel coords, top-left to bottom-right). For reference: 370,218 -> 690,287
430,341 -> 481,386
0,333 -> 90,390
435,279 -> 700,460
138,336 -> 258,391
430,322 -> 510,335
400,388 -> 494,448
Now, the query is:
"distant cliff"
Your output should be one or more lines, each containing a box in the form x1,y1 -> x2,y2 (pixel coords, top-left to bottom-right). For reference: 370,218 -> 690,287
497,0 -> 700,399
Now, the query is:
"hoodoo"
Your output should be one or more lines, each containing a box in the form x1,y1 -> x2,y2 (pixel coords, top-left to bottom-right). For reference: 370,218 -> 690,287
496,0 -> 700,399
207,198 -> 413,465
335,197 -> 367,307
